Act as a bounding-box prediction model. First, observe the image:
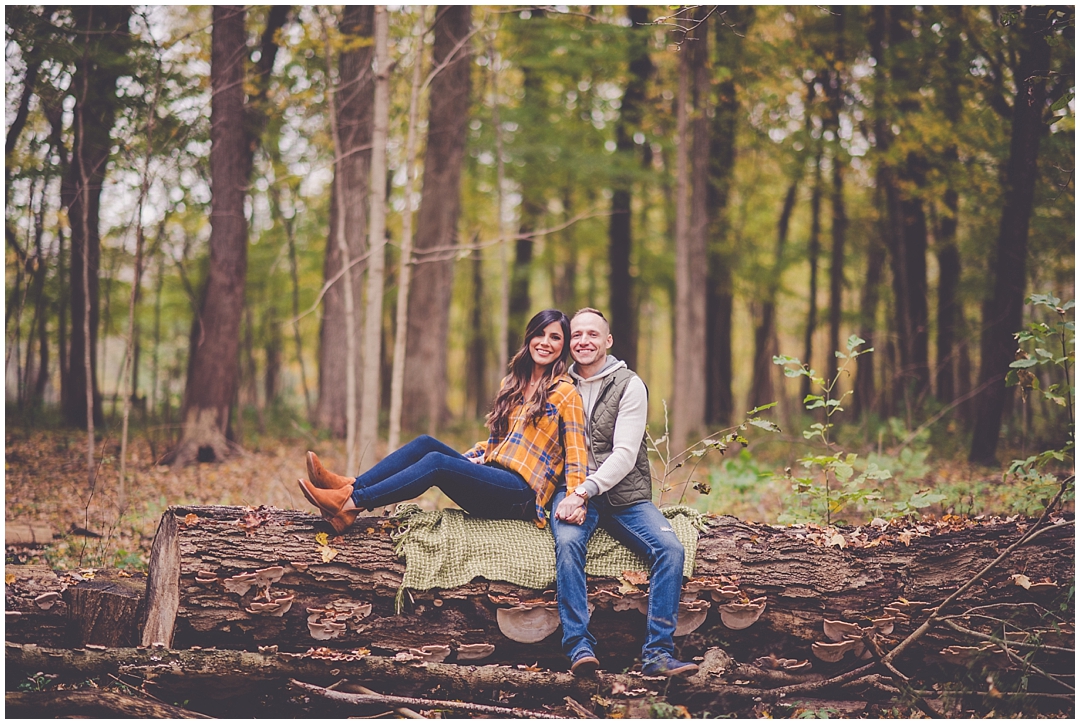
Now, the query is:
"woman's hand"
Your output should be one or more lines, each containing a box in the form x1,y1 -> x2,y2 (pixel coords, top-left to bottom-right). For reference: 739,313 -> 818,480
467,455 -> 484,464
555,492 -> 587,525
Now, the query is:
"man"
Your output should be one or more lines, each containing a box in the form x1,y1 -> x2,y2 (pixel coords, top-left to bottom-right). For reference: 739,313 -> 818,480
552,308 -> 698,678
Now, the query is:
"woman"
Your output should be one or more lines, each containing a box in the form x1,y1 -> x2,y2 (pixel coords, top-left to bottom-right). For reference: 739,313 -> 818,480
299,309 -> 588,533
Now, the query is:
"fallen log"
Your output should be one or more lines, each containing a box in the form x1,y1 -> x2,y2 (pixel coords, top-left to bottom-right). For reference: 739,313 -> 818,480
135,505 -> 1072,670
5,689 -> 210,719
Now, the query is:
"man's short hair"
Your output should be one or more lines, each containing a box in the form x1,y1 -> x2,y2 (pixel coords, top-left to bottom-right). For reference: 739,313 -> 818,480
573,307 -> 610,334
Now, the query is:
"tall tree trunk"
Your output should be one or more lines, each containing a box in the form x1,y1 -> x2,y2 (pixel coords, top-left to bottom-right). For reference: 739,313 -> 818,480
826,9 -> 847,386
387,12 -> 428,452
969,7 -> 1054,464
608,5 -> 652,368
801,157 -> 824,403
173,6 -> 249,464
854,187 -> 887,420
465,248 -> 488,418
935,7 -> 964,405
357,6 -> 391,472
171,6 -> 288,465
402,5 -> 472,434
673,8 -> 708,451
705,7 -> 750,427
749,178 -> 798,411
61,6 -> 130,429
316,6 -> 374,440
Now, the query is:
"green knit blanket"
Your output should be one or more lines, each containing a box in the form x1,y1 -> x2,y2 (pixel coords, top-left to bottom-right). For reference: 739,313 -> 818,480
392,504 -> 705,593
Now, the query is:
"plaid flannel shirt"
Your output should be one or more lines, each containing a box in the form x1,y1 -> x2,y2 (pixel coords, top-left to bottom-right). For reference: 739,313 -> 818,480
464,375 -> 588,528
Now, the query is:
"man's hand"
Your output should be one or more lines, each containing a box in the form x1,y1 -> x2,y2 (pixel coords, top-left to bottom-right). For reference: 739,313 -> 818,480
467,455 -> 484,464
555,492 -> 587,525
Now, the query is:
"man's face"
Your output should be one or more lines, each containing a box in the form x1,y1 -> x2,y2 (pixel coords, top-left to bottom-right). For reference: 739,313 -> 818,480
570,312 -> 612,368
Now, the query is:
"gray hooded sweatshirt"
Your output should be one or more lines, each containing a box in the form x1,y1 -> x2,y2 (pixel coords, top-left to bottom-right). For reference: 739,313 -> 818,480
569,355 -> 648,499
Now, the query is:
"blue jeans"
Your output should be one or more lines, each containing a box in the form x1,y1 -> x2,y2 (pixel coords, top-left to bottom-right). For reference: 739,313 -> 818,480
551,489 -> 686,665
350,435 -> 534,520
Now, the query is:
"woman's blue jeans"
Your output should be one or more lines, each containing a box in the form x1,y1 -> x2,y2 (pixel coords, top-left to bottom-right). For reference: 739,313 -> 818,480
551,489 -> 686,665
350,435 -> 535,520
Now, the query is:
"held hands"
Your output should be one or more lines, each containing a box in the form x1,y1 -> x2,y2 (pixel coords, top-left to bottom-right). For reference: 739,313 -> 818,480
555,491 -> 587,525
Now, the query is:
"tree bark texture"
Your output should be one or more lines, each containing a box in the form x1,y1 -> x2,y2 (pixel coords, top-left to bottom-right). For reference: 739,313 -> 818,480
969,6 -> 1053,464
172,6 -> 249,464
750,177 -> 799,411
59,504 -> 1070,674
704,7 -> 750,427
673,8 -> 709,451
607,5 -> 652,370
316,6 -> 374,438
826,12 -> 847,385
402,5 -> 472,434
6,690 -> 210,719
60,6 -> 131,429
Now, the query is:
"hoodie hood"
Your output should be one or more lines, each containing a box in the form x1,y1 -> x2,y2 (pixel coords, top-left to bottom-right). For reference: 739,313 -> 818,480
569,355 -> 626,383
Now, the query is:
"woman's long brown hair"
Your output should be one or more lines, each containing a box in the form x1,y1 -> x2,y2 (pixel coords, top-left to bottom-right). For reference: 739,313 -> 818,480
486,309 -> 571,439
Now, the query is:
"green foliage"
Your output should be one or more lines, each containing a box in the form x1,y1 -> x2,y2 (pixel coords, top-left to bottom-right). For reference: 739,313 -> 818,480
1005,293 -> 1075,482
773,336 -> 880,525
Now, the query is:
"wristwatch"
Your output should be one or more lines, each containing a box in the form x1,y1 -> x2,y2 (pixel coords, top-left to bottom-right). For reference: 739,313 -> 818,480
572,488 -> 589,502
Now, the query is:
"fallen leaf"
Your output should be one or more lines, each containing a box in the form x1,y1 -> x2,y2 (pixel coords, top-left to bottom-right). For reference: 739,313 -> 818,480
318,545 -> 338,563
5,573 -> 15,585
622,570 -> 649,586
315,532 -> 329,547
182,513 -> 200,527
1008,573 -> 1032,590
827,533 -> 846,549
898,530 -> 915,546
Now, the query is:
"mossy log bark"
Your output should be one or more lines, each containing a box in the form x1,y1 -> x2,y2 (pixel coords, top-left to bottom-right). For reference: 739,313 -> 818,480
127,505 -> 1073,671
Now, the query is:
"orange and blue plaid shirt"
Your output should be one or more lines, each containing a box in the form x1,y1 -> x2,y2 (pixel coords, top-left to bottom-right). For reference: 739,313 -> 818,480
464,375 -> 588,528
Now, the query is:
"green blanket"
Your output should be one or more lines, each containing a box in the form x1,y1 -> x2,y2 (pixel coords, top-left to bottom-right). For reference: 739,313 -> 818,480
392,504 -> 705,593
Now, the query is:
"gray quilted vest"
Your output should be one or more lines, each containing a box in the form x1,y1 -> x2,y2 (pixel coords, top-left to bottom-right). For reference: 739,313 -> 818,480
587,368 -> 653,507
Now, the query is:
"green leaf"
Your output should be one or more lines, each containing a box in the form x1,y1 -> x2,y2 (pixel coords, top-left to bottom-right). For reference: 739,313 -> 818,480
747,401 -> 778,415
804,394 -> 824,403
1009,358 -> 1039,368
1050,92 -> 1072,112
1005,370 -> 1020,387
772,354 -> 802,367
783,366 -> 805,378
1036,348 -> 1054,358
806,399 -> 826,410
747,418 -> 782,433
833,461 -> 854,481
846,334 -> 866,352
835,350 -> 847,359
1062,300 -> 1075,311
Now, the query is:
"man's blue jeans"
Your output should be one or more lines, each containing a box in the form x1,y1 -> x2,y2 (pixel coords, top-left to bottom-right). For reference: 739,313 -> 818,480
551,489 -> 686,665
350,435 -> 534,520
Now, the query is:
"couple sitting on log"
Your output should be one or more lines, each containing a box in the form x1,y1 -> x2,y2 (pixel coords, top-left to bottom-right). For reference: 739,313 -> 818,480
299,308 -> 698,679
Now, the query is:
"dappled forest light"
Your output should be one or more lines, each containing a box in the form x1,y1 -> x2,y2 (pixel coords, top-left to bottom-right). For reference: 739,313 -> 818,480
5,4 -> 1074,486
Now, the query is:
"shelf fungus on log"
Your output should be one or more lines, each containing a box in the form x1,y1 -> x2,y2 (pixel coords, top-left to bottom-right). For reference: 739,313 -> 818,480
15,504 -> 1063,668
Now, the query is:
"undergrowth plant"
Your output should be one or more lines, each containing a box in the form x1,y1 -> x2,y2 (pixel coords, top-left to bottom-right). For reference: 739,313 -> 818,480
1004,293 -> 1075,502
773,335 -> 893,525
649,400 -> 781,507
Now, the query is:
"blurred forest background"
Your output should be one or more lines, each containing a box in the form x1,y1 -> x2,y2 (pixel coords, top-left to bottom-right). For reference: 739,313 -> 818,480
4,6 -> 1074,564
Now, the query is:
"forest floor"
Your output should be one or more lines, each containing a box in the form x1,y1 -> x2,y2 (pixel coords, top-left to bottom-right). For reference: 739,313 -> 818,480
4,417 -> 1069,572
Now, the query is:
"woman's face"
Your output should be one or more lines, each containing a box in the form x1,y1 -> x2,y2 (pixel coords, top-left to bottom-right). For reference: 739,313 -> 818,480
529,321 -> 565,370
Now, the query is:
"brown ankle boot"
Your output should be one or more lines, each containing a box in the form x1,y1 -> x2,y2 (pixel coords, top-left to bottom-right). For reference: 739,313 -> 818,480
307,451 -> 355,489
298,478 -> 358,534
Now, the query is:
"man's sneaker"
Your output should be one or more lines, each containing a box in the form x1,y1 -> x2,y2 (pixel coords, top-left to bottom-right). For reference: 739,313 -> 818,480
570,652 -> 600,677
641,655 -> 699,678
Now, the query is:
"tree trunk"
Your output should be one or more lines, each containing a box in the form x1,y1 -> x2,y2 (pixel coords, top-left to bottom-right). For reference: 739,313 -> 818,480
607,6 -> 652,369
357,6 -> 391,471
100,504 -> 1075,672
673,8 -> 709,451
934,7 -> 964,406
402,5 -> 472,434
854,188 -> 887,419
316,6 -> 373,439
465,249 -> 488,418
60,6 -> 130,429
970,6 -> 1054,464
750,178 -> 799,411
6,690 -> 209,719
802,156 -> 824,403
171,6 -> 288,465
826,11 -> 847,385
705,7 -> 750,427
